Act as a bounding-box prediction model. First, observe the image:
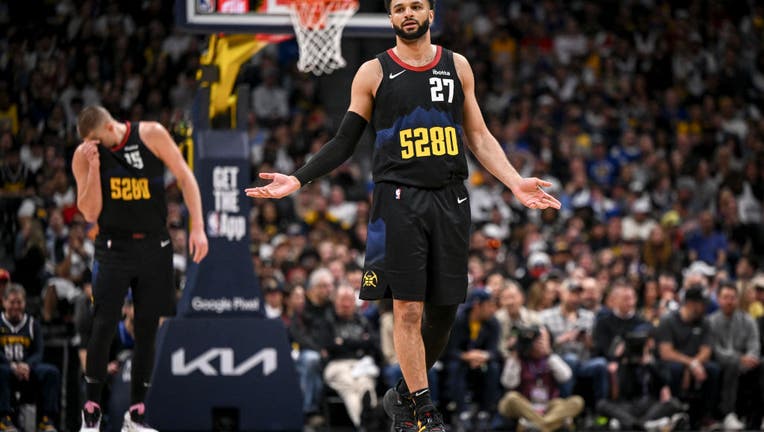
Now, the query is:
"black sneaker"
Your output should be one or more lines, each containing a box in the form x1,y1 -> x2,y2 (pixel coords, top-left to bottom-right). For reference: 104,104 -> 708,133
80,401 -> 101,431
417,408 -> 447,432
0,415 -> 17,432
382,388 -> 418,432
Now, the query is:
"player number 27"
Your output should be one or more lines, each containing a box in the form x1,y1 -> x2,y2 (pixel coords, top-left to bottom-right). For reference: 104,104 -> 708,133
430,77 -> 454,103
400,126 -> 458,159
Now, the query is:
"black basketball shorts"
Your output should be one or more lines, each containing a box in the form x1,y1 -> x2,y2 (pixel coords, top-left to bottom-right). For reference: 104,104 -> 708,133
92,232 -> 175,320
360,181 -> 471,305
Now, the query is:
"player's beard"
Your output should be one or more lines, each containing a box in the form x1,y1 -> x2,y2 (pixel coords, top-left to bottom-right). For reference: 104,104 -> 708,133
393,17 -> 430,40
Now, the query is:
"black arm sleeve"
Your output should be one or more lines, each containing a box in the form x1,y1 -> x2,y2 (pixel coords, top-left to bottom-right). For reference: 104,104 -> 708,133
291,111 -> 368,186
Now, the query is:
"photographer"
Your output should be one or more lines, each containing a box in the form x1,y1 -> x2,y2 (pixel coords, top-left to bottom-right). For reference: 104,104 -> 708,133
498,324 -> 584,432
592,280 -> 647,391
595,327 -> 688,431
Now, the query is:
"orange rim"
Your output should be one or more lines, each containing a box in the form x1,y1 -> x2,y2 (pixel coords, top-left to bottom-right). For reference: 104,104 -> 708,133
290,0 -> 358,29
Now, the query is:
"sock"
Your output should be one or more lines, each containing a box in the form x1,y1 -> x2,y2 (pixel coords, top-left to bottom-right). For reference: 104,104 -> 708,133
395,378 -> 410,397
410,387 -> 434,415
131,381 -> 150,406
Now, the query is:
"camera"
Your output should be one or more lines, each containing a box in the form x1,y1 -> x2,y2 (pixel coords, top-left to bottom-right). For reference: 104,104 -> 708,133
623,330 -> 649,364
514,324 -> 541,358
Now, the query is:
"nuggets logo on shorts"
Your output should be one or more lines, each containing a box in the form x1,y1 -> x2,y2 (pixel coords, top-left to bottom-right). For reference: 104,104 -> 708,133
362,271 -> 378,288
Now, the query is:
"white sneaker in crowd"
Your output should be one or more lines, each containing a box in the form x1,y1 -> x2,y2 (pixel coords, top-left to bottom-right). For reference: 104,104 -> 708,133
722,413 -> 744,431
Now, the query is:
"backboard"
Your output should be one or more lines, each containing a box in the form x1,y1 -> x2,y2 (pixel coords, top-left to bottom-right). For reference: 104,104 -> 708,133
178,0 -> 393,37
177,0 -> 442,38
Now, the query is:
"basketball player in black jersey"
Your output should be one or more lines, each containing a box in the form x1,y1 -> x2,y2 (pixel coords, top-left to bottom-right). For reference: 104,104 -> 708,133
72,106 -> 208,431
246,1 -> 561,430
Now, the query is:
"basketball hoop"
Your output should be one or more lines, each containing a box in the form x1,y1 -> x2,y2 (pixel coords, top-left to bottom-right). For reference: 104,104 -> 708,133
287,0 -> 359,75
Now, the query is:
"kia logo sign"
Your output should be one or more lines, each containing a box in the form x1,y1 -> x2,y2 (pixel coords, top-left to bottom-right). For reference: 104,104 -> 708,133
171,348 -> 277,376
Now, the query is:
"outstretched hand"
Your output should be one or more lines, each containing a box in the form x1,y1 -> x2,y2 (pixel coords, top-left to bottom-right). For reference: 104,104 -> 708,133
244,173 -> 301,199
512,177 -> 561,210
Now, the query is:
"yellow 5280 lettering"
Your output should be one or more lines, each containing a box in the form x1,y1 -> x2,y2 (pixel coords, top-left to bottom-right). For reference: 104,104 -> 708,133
400,126 -> 458,159
110,177 -> 151,201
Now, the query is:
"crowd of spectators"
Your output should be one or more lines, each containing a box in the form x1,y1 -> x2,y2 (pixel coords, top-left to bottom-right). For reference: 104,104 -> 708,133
1,0 -> 764,431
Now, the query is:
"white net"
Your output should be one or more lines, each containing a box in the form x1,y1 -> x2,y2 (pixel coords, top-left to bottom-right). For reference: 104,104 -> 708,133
288,0 -> 359,76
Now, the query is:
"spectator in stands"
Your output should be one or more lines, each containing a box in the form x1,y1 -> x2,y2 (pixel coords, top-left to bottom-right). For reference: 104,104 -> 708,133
326,185 -> 358,228
261,276 -> 285,319
44,208 -> 68,271
639,276 -> 662,325
13,214 -> 47,299
41,277 -> 81,324
709,281 -> 762,430
655,285 -> 720,428
733,255 -> 757,292
322,285 -> 380,430
281,284 -> 305,327
686,210 -> 728,268
251,67 -> 289,127
682,261 -> 720,314
595,326 -> 688,431
288,267 -> 334,427
579,276 -> 605,317
540,281 -> 608,406
54,221 -> 92,288
641,225 -> 682,276
0,284 -> 59,431
657,272 -> 680,316
528,270 -> 561,313
446,289 -> 501,429
621,197 -> 657,242
498,324 -> 584,432
495,280 -> 540,360
744,274 -> 764,319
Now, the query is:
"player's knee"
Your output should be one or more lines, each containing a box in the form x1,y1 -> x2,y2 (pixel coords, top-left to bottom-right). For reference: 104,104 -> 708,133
394,301 -> 423,326
422,304 -> 458,335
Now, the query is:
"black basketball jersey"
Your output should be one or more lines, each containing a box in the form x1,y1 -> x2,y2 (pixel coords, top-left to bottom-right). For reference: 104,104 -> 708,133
0,313 -> 41,363
372,46 -> 468,189
97,122 -> 168,236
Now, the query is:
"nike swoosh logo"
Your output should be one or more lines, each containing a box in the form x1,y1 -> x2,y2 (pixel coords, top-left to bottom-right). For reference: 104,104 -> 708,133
457,197 -> 468,204
389,70 -> 406,79
414,389 -> 428,397
160,240 -> 171,248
